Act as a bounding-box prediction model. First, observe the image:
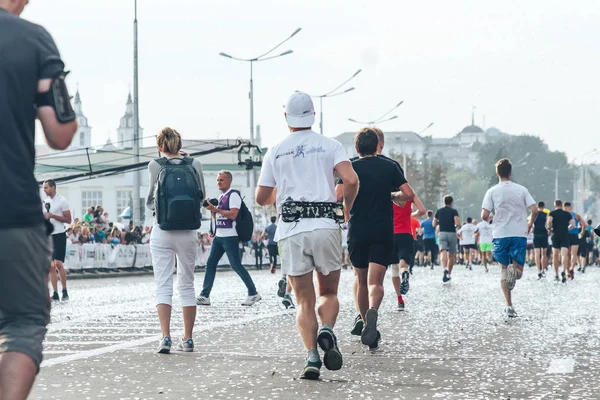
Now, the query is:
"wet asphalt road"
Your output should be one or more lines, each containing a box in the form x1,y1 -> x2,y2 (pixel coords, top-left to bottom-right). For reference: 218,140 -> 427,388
30,264 -> 600,399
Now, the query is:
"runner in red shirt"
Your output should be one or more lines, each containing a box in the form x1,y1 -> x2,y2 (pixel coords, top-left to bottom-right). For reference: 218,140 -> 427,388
391,194 -> 426,310
410,216 -> 423,273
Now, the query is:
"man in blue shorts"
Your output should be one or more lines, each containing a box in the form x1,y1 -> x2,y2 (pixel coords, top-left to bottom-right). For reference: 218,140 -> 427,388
481,159 -> 537,318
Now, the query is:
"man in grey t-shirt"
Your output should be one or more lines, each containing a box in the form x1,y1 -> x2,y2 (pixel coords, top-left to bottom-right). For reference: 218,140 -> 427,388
0,2 -> 77,398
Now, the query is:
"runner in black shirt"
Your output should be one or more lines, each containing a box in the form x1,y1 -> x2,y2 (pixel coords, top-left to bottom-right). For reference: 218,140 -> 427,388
348,128 -> 414,350
0,2 -> 77,398
533,201 -> 549,279
547,199 -> 574,282
433,196 -> 461,282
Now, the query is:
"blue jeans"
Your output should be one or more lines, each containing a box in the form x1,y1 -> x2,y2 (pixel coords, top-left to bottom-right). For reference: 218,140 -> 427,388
201,236 -> 257,297
492,237 -> 527,267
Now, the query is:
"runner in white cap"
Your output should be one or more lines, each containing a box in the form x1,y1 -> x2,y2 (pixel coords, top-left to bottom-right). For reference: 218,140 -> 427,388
256,91 -> 358,380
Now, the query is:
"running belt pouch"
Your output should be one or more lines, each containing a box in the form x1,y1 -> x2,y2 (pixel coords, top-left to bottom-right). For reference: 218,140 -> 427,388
155,157 -> 203,231
281,200 -> 344,223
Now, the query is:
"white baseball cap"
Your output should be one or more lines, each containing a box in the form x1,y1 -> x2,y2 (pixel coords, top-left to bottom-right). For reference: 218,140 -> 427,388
285,91 -> 315,128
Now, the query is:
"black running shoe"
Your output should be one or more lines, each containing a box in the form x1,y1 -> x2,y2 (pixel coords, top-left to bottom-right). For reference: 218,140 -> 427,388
582,267 -> 586,274
317,327 -> 343,371
442,270 -> 450,283
361,308 -> 379,348
300,359 -> 322,380
538,272 -> 543,280
51,292 -> 60,301
400,271 -> 410,295
350,314 -> 363,336
577,267 -> 582,272
62,289 -> 69,301
570,269 -> 575,280
561,271 -> 567,283
369,331 -> 381,351
277,277 -> 287,298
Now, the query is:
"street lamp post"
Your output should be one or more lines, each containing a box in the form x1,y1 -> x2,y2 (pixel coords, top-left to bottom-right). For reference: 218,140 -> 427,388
308,69 -> 362,135
543,166 -> 562,200
348,101 -> 404,126
220,28 -> 301,213
132,0 -> 141,227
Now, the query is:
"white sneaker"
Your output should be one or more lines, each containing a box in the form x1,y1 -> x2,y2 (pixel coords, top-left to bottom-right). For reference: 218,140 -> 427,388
506,264 -> 518,291
505,306 -> 518,318
196,295 -> 211,306
157,336 -> 172,354
241,294 -> 262,306
177,338 -> 194,352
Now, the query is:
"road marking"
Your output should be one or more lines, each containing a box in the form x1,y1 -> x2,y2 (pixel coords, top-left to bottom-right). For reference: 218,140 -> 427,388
41,310 -> 287,368
547,357 -> 575,374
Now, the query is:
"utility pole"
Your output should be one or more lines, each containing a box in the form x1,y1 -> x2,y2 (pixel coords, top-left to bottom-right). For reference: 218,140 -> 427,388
132,0 -> 141,226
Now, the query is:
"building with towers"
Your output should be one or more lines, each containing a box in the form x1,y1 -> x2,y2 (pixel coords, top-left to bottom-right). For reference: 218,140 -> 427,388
116,92 -> 144,149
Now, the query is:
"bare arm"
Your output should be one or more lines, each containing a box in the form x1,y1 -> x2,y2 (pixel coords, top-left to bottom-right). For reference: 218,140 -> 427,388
481,209 -> 492,222
568,218 -> 575,230
335,184 -> 344,202
454,216 -> 462,227
411,193 -> 426,218
334,161 -> 359,217
37,79 -> 78,150
48,210 -> 72,224
391,182 -> 415,203
432,218 -> 438,228
546,215 -> 553,231
577,214 -> 587,229
256,186 -> 277,207
528,205 -> 539,232
206,204 -> 239,220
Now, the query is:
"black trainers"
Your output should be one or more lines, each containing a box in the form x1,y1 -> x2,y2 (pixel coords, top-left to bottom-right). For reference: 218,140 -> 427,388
317,327 -> 343,371
538,272 -> 543,280
62,289 -> 69,301
277,277 -> 287,298
350,314 -> 363,336
300,359 -> 322,380
561,271 -> 567,284
51,292 -> 60,301
369,331 -> 382,351
361,308 -> 379,348
400,271 -> 410,295
442,270 -> 450,283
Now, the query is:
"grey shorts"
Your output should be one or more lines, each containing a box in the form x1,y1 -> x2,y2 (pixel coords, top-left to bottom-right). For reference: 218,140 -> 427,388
0,224 -> 52,371
438,231 -> 458,254
278,228 -> 342,277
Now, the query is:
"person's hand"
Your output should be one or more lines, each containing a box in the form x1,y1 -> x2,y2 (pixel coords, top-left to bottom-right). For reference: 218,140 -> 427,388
527,222 -> 534,233
179,150 -> 189,157
44,212 -> 52,219
205,203 -> 217,213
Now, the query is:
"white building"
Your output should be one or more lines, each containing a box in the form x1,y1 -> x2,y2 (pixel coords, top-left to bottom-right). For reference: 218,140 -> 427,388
35,91 -> 271,232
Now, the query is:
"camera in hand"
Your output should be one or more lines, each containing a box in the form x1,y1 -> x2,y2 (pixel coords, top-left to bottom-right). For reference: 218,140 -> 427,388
203,198 -> 219,207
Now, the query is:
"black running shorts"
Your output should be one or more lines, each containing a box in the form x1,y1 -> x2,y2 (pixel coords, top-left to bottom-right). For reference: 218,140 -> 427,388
348,241 -> 394,269
552,234 -> 569,249
533,234 -> 548,249
393,233 -> 414,264
568,234 -> 580,247
424,238 -> 437,254
51,232 -> 67,262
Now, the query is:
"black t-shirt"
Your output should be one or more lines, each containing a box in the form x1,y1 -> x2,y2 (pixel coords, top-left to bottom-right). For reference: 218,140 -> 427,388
336,154 -> 405,187
550,209 -> 572,237
0,9 -> 64,228
435,206 -> 459,233
533,211 -> 548,235
348,156 -> 407,242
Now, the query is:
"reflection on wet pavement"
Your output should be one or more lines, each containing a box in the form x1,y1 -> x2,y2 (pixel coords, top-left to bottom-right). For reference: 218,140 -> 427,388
31,265 -> 600,399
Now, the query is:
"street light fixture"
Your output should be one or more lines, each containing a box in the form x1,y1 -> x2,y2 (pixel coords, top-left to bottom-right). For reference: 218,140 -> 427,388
348,101 -> 404,126
307,69 -> 362,135
219,27 -> 302,213
418,122 -> 434,135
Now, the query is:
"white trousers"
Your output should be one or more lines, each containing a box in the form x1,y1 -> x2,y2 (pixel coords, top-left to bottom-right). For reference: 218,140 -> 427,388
150,225 -> 198,307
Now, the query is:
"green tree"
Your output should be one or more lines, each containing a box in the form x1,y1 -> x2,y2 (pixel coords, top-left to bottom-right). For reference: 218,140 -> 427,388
445,167 -> 488,219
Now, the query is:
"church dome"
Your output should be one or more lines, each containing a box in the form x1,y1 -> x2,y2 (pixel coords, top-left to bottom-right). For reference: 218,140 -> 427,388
460,125 -> 484,134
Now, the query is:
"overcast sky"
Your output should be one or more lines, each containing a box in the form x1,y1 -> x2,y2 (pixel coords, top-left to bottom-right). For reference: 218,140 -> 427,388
25,0 -> 600,162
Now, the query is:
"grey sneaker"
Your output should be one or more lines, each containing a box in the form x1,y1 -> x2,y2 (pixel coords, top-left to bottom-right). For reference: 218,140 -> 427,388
157,336 -> 172,354
506,264 -> 518,291
505,306 -> 518,318
361,308 -> 379,348
196,295 -> 211,306
282,294 -> 295,309
400,271 -> 410,295
241,294 -> 262,306
177,338 -> 194,352
277,277 -> 287,298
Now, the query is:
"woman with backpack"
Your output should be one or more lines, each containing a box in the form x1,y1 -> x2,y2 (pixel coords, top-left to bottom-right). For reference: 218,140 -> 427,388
146,127 -> 206,354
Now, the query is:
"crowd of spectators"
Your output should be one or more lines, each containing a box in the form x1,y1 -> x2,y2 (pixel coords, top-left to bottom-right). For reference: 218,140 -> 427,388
66,205 -> 151,246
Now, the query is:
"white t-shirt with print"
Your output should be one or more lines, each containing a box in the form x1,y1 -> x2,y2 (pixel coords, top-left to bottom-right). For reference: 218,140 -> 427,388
459,224 -> 477,245
215,188 -> 242,238
476,221 -> 493,244
482,181 -> 536,239
44,194 -> 69,235
257,129 -> 350,242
